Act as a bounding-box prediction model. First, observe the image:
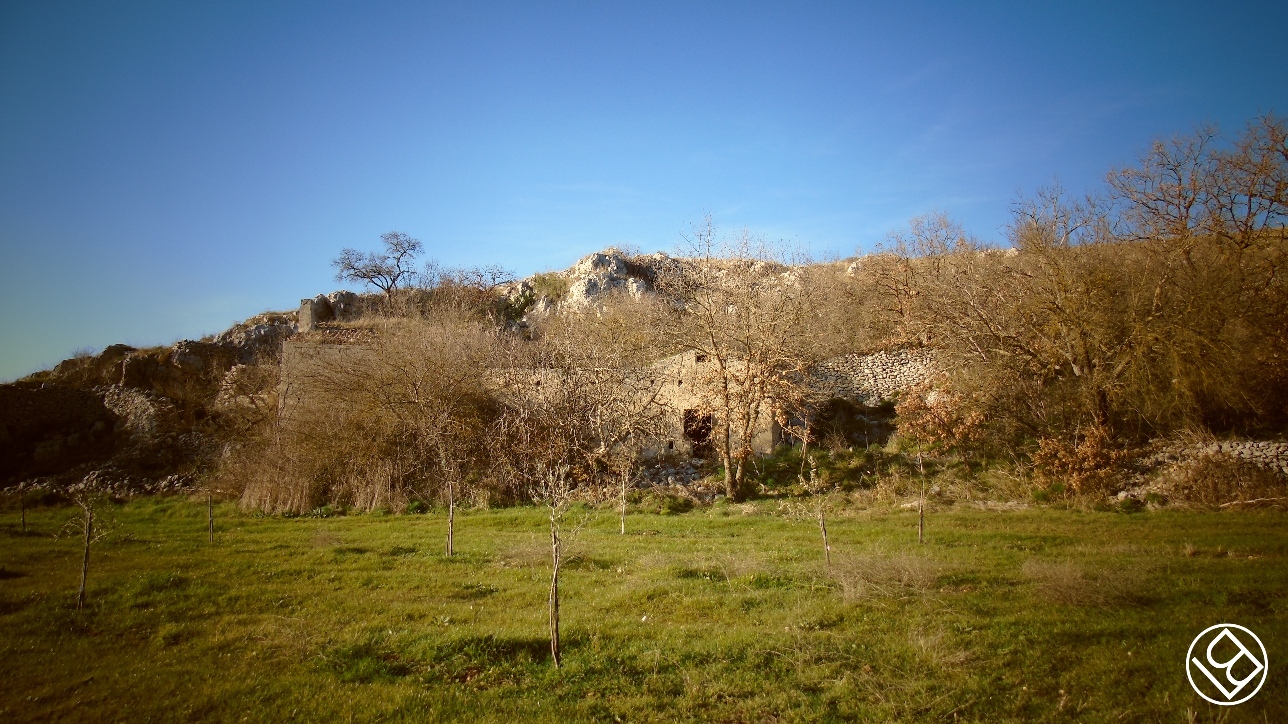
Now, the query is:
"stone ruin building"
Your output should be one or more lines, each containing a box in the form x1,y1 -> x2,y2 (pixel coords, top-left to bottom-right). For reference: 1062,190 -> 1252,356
280,325 -> 936,461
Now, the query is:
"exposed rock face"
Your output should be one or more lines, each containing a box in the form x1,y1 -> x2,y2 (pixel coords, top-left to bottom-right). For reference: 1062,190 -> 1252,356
298,291 -> 362,332
116,342 -> 238,401
525,248 -> 656,314
563,250 -> 648,308
99,385 -> 178,442
169,341 -> 238,377
214,312 -> 296,363
326,290 -> 360,321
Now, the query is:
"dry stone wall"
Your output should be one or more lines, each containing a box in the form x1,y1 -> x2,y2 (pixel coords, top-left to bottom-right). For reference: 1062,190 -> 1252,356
809,349 -> 936,406
1145,440 -> 1288,476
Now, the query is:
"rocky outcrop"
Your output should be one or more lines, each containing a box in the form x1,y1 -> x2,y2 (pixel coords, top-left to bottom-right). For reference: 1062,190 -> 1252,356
562,250 -> 652,309
507,249 -> 658,321
215,311 -> 297,363
298,290 -> 362,332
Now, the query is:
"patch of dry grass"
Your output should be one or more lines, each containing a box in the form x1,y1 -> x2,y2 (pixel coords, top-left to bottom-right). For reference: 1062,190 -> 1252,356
1020,558 -> 1145,606
831,547 -> 939,602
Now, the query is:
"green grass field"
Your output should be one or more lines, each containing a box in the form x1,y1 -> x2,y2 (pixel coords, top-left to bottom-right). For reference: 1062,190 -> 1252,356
1,497 -> 1285,722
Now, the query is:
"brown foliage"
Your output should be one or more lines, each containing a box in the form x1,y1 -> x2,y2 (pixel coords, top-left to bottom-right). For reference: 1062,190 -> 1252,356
1031,425 -> 1134,495
870,116 -> 1288,457
234,313 -> 504,513
894,378 -> 987,452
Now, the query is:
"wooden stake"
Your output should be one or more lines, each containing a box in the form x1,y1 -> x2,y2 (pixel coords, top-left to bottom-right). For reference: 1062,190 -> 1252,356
77,505 -> 93,610
916,446 -> 926,545
548,515 -> 562,668
446,481 -> 455,557
819,507 -> 831,568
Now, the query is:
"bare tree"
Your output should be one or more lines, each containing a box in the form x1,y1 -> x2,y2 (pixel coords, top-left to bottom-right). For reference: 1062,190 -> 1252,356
1108,114 -> 1287,248
488,331 -> 664,667
61,480 -> 112,611
776,389 -> 839,567
873,119 -> 1288,465
916,445 -> 927,544
652,217 -> 820,501
333,231 -> 424,302
614,454 -> 638,535
361,318 -> 498,553
534,465 -> 579,667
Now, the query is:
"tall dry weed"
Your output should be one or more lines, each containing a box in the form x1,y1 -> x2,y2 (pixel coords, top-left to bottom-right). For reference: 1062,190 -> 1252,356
1021,559 -> 1143,606
831,547 -> 938,602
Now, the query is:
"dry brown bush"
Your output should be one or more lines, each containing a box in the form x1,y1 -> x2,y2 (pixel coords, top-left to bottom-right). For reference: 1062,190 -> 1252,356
1031,425 -> 1135,496
875,116 -> 1287,459
894,378 -> 987,452
233,312 -> 505,514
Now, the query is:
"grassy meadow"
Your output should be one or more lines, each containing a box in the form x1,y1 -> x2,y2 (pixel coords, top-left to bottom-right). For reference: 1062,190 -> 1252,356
1,496 -> 1285,722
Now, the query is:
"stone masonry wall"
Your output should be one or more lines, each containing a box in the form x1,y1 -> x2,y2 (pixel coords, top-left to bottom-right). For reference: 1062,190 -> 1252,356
809,348 -> 936,406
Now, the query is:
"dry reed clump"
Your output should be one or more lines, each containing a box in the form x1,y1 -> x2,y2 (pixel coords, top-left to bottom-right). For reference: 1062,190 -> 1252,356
831,547 -> 938,602
1153,452 -> 1288,508
1020,559 -> 1144,606
230,410 -> 424,514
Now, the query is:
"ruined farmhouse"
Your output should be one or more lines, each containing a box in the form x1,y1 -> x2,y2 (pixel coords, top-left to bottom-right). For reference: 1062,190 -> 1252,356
280,325 -> 936,461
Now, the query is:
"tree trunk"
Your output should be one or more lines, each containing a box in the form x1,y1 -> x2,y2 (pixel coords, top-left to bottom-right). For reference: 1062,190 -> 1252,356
819,506 -> 831,568
548,517 -> 562,668
720,451 -> 738,501
446,481 -> 455,557
207,489 -> 214,544
619,471 -> 628,535
918,495 -> 925,544
77,506 -> 93,610
916,447 -> 926,545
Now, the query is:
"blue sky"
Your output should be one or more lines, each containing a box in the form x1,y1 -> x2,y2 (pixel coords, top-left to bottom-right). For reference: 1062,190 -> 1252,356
1,1 -> 1284,380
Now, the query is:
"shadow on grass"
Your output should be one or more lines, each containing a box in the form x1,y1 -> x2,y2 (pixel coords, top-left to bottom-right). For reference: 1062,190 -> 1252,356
324,633 -> 557,684
324,640 -> 416,683
426,633 -> 554,669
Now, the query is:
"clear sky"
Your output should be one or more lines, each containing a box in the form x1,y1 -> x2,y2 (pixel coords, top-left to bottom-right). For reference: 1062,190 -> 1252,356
1,1 -> 1284,381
